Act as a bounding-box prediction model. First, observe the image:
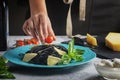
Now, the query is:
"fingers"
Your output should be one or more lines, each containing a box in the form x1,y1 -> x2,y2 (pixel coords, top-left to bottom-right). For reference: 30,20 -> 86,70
22,13 -> 56,44
37,15 -> 48,43
40,17 -> 48,39
47,22 -> 56,41
23,20 -> 32,36
32,15 -> 41,41
28,19 -> 38,40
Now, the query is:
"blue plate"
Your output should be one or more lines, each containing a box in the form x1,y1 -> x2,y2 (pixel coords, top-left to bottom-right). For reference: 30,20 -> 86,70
4,44 -> 96,68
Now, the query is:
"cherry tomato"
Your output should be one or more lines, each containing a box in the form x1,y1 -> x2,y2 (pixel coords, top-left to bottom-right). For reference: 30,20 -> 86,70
16,40 -> 24,46
26,40 -> 32,45
24,39 -> 32,45
45,36 -> 54,43
33,41 -> 39,44
31,38 -> 39,44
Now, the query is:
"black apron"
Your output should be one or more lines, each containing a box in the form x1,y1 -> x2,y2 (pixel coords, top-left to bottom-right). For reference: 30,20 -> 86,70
89,0 -> 120,35
18,0 -> 120,35
46,0 -> 120,35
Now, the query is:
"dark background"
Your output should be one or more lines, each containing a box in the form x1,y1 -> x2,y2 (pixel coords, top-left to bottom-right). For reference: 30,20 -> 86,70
8,0 -> 120,35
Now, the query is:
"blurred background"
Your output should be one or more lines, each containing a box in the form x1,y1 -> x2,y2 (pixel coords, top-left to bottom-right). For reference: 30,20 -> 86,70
8,0 -> 120,35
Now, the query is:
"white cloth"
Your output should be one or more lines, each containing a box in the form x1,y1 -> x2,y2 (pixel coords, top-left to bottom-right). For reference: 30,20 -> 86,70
63,0 -> 86,38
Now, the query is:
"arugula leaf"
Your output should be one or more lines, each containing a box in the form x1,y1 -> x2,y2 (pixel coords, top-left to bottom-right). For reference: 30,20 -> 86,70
73,55 -> 83,62
74,49 -> 85,55
59,38 -> 84,65
0,71 -> 15,79
0,56 -> 15,79
60,54 -> 71,64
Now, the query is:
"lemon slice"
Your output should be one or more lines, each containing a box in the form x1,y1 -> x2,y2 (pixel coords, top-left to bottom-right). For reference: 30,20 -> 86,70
54,47 -> 66,55
47,56 -> 61,66
23,53 -> 37,62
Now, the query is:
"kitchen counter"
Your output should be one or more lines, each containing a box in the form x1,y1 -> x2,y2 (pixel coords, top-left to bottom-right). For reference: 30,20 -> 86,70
0,36 -> 104,80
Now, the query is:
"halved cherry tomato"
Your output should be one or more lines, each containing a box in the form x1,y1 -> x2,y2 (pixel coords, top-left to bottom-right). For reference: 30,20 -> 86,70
33,41 -> 39,44
45,36 -> 54,43
16,38 -> 39,47
24,39 -> 32,45
27,40 -> 33,45
16,40 -> 24,46
31,38 -> 39,44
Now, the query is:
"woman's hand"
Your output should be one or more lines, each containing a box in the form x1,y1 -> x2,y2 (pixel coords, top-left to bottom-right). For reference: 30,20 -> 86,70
22,13 -> 56,44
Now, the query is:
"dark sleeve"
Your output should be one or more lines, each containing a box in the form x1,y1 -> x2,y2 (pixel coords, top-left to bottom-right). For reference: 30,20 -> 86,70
17,0 -> 30,19
17,0 -> 29,7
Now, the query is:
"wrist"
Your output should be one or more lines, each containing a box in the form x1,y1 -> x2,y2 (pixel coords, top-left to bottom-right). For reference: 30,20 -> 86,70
31,12 -> 48,18
29,0 -> 48,16
31,11 -> 48,17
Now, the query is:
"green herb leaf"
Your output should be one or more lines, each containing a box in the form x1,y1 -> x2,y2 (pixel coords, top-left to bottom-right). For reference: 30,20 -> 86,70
60,54 -> 71,64
0,71 -> 15,79
74,49 -> 85,55
73,55 -> 84,62
68,38 -> 75,58
0,56 -> 15,79
59,38 -> 85,65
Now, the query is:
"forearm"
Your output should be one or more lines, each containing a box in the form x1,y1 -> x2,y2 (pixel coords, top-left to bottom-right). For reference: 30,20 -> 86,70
29,0 -> 47,16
